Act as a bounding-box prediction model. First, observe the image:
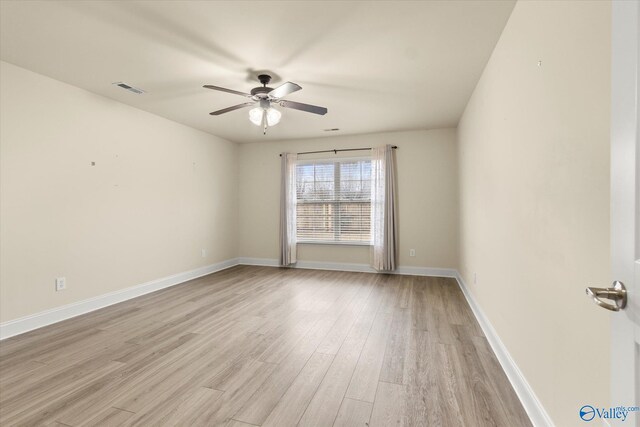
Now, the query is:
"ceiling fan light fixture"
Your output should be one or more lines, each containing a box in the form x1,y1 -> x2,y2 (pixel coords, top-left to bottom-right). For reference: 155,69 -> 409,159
248,107 -> 264,126
266,107 -> 281,126
249,105 -> 281,127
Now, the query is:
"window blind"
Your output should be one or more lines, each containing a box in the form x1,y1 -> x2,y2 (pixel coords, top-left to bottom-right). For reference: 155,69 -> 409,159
296,159 -> 372,243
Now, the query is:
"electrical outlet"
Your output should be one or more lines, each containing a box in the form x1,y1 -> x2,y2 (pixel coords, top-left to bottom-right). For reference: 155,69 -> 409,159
409,249 -> 416,257
55,277 -> 66,291
201,249 -> 207,258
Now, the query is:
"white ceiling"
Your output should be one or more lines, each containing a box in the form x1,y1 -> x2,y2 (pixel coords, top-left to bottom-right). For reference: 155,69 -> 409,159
0,1 -> 515,143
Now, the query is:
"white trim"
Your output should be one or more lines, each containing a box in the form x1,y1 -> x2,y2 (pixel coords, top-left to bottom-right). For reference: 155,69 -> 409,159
237,257 -> 280,267
396,265 -> 457,278
0,258 -> 240,340
237,257 -> 457,277
455,271 -> 554,427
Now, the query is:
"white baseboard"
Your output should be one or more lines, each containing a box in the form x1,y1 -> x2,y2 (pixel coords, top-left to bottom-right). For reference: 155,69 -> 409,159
237,257 -> 457,278
237,257 -> 280,267
396,265 -> 457,278
0,258 -> 240,340
454,272 -> 554,427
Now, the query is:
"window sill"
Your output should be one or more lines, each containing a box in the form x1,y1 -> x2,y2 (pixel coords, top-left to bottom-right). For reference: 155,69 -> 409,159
297,241 -> 371,246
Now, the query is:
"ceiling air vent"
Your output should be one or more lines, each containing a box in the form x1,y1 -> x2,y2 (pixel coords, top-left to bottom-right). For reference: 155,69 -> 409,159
112,82 -> 145,94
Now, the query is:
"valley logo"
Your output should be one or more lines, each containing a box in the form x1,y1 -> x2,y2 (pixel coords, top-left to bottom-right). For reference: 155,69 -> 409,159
579,405 -> 640,422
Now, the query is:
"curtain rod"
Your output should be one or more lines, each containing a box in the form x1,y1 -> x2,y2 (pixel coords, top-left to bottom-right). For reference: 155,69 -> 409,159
279,146 -> 397,157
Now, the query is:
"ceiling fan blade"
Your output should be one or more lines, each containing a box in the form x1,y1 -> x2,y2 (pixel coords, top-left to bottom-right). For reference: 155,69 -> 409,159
209,102 -> 256,115
268,82 -> 302,99
278,100 -> 327,115
203,85 -> 253,98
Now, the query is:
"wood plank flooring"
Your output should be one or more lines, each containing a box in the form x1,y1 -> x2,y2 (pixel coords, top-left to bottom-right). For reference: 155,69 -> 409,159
0,266 -> 532,426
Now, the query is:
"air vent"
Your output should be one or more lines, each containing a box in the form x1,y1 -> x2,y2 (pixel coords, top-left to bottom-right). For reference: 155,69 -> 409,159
112,82 -> 145,94
324,128 -> 340,132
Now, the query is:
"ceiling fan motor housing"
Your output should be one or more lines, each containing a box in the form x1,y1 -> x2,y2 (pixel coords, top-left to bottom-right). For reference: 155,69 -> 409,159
251,74 -> 273,97
251,86 -> 272,96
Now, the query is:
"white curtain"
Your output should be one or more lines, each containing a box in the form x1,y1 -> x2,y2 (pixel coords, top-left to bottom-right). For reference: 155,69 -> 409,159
279,153 -> 297,266
371,144 -> 398,271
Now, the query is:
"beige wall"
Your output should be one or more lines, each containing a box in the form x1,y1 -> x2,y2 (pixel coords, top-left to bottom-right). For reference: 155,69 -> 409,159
238,129 -> 458,269
0,61 -> 239,322
457,1 -> 611,425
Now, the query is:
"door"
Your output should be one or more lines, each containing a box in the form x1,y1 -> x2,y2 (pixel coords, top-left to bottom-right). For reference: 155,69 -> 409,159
610,0 -> 639,425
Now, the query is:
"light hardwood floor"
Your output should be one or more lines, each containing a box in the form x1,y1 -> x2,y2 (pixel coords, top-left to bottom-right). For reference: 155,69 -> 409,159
0,266 -> 532,426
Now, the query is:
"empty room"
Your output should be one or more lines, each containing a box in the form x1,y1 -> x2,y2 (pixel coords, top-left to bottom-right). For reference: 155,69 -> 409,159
0,1 -> 638,426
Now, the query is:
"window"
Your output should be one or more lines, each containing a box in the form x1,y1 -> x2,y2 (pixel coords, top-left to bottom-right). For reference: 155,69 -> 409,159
296,158 -> 372,244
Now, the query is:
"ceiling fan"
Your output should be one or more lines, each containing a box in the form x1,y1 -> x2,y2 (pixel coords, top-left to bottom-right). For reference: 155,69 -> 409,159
204,74 -> 328,134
